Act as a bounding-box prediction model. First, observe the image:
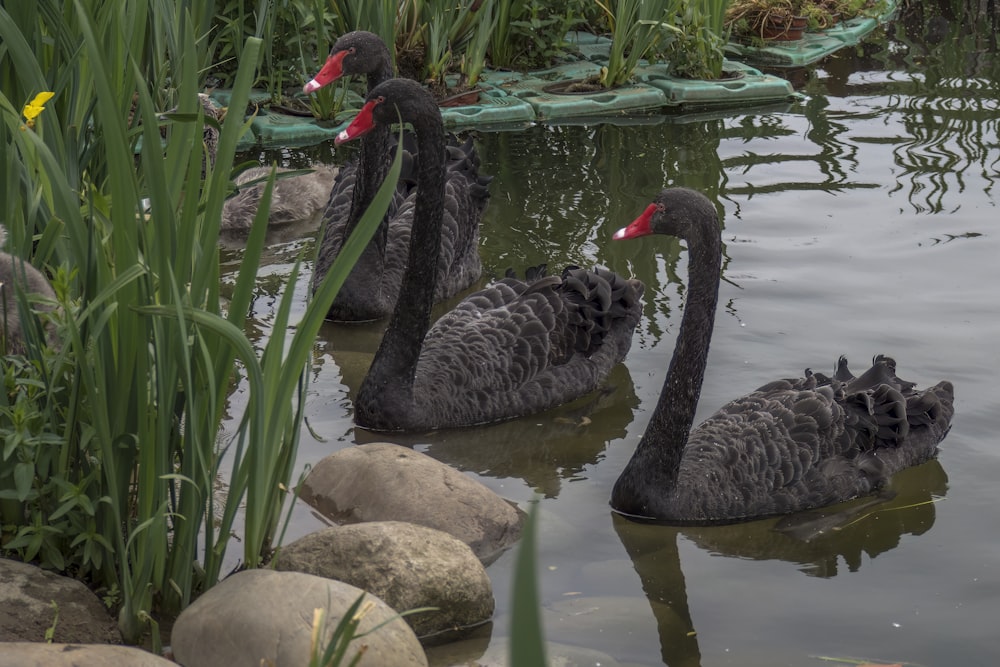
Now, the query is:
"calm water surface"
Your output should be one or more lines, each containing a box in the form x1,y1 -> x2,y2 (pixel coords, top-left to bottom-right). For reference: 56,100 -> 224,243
225,3 -> 999,665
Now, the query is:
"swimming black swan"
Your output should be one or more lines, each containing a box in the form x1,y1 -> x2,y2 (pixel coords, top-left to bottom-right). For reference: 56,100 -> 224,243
305,30 -> 489,322
195,95 -> 337,233
610,188 -> 955,524
336,78 -> 644,430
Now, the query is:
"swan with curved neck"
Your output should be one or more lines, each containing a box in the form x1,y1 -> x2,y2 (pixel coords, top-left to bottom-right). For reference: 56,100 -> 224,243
336,79 -> 644,431
306,31 -> 487,322
610,188 -> 955,524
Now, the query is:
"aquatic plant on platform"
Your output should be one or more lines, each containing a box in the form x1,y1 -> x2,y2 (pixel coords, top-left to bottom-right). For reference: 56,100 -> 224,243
724,0 -> 897,66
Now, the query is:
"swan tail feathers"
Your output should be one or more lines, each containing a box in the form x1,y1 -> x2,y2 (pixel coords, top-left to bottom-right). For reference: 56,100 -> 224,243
554,266 -> 644,357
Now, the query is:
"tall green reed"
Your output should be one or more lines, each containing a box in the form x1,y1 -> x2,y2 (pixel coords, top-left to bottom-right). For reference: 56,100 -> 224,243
1,0 -> 398,645
330,0 -> 402,54
597,0 -> 677,87
460,0 -> 498,88
659,0 -> 731,79
510,500 -> 547,666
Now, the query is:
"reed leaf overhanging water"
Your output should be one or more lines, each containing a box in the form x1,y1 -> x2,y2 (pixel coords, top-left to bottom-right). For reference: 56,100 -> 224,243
0,0 -> 400,645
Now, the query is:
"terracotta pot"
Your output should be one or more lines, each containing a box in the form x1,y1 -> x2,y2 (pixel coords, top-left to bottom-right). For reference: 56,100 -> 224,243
760,15 -> 808,41
437,88 -> 482,107
542,78 -> 607,95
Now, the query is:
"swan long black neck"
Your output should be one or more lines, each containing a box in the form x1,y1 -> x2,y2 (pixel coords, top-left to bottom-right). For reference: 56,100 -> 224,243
344,34 -> 395,237
356,87 -> 445,428
615,207 -> 722,507
342,48 -> 396,291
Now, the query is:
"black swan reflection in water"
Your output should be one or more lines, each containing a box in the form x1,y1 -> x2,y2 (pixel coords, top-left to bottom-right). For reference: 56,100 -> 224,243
334,79 -> 644,431
613,459 -> 948,666
611,188 -> 954,523
305,30 -> 489,322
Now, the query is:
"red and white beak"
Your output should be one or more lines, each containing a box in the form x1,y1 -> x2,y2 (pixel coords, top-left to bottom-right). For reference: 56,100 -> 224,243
303,50 -> 348,94
335,99 -> 379,145
613,203 -> 657,240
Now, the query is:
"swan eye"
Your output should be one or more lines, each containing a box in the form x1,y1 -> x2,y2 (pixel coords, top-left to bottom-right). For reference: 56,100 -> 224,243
656,203 -> 666,214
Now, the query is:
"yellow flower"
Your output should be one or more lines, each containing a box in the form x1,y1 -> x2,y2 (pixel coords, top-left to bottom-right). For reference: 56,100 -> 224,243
22,91 -> 55,129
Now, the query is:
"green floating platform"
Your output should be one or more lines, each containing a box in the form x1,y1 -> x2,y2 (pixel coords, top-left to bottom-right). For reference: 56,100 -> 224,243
725,1 -> 898,67
636,60 -> 796,109
501,76 -> 668,121
439,86 -> 536,128
249,109 -> 345,148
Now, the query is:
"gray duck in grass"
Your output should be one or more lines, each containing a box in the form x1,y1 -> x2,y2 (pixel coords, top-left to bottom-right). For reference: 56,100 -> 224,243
196,95 -> 337,233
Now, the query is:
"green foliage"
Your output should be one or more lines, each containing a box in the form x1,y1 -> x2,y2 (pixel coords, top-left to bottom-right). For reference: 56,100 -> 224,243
308,594 -> 373,667
597,0 -> 676,87
330,0 -> 401,53
211,0 -> 340,100
306,592 -> 436,667
0,0 -> 399,646
419,0 -> 492,88
509,500 -> 547,666
460,0 -> 499,88
659,0 -> 731,80
488,0 -> 589,70
45,600 -> 60,642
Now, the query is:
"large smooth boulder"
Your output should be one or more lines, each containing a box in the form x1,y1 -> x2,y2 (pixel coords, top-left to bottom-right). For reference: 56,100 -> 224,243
0,644 -> 173,667
0,558 -> 118,644
276,521 -> 493,642
170,569 -> 427,667
301,443 -> 523,563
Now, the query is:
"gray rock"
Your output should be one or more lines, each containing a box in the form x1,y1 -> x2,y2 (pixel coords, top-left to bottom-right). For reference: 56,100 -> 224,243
275,521 -> 494,642
170,568 -> 427,667
0,643 -> 173,667
0,558 -> 118,644
301,443 -> 523,563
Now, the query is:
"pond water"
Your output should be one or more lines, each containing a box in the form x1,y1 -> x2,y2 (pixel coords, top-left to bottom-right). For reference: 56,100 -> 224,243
225,3 -> 999,666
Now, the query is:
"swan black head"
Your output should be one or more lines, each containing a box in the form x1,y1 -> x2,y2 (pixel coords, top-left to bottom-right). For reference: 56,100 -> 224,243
304,30 -> 391,93
335,78 -> 437,146
613,188 -> 719,241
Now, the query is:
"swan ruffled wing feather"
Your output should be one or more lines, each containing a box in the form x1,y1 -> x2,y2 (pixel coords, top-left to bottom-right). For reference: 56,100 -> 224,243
663,356 -> 954,522
408,266 -> 643,427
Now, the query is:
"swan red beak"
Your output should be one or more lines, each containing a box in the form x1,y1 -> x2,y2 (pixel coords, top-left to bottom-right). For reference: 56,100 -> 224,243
335,99 -> 378,145
613,203 -> 657,240
303,50 -> 348,94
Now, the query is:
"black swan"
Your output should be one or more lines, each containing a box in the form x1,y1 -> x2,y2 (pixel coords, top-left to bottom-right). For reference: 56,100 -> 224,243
335,78 -> 644,430
195,95 -> 337,233
305,30 -> 489,322
610,187 -> 955,524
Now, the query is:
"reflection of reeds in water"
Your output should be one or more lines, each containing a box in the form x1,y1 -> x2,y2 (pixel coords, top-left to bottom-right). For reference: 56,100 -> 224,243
883,85 -> 1000,214
847,0 -> 1000,213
